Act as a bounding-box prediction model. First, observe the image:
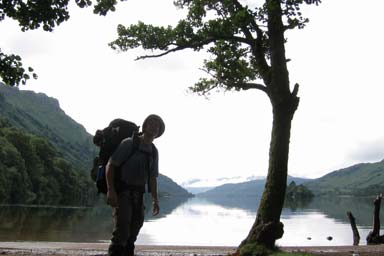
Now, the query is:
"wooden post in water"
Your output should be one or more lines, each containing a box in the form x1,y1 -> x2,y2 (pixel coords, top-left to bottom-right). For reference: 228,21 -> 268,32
347,211 -> 360,245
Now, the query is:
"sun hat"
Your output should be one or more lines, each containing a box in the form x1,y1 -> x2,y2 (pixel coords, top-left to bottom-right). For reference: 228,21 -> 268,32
142,114 -> 165,138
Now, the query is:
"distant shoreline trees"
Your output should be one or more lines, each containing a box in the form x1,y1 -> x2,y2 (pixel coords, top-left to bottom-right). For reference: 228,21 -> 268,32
282,181 -> 314,210
285,181 -> 314,201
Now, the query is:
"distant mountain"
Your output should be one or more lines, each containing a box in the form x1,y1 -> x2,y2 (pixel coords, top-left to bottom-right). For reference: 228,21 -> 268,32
304,159 -> 384,196
198,176 -> 311,198
182,175 -> 264,194
182,175 -> 263,187
184,187 -> 214,194
158,174 -> 193,197
0,84 -> 191,198
198,160 -> 384,198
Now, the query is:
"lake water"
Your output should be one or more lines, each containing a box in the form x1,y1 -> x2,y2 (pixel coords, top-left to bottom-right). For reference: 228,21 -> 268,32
0,195 -> 382,247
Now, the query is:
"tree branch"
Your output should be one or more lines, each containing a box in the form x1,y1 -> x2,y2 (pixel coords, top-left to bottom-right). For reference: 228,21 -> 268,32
198,68 -> 269,95
232,0 -> 271,85
135,35 -> 251,60
135,46 -> 185,60
234,82 -> 269,94
284,22 -> 298,31
292,83 -> 299,96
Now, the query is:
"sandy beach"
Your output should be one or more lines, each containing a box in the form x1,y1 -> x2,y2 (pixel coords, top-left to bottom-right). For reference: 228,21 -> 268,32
0,242 -> 384,256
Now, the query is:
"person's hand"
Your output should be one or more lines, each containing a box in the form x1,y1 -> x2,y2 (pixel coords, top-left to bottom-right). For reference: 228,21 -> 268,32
107,189 -> 118,207
152,201 -> 160,216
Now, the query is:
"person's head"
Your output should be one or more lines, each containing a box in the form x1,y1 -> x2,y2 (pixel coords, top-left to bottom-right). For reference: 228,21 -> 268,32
142,114 -> 165,140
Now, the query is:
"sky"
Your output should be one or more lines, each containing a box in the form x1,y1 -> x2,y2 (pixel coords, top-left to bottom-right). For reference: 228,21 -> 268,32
1,0 -> 383,186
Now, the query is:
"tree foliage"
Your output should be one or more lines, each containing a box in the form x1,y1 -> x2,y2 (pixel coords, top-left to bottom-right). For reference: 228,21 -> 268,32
0,118 -> 97,205
0,0 -> 126,86
110,0 -> 320,96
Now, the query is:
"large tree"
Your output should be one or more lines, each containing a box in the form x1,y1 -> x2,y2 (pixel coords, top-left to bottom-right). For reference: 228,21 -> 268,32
0,0 -> 124,86
109,0 -> 320,253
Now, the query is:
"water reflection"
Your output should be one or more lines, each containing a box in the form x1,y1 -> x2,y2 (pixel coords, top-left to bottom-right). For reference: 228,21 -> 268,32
0,205 -> 109,242
198,195 -> 384,246
138,197 -> 254,246
0,195 -> 189,243
306,196 -> 384,227
0,196 -> 383,246
195,195 -> 260,214
200,195 -> 384,228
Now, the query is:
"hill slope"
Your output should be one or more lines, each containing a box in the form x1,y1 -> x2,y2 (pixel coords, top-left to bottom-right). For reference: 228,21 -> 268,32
198,160 -> 384,198
0,84 -> 95,171
158,174 -> 193,197
0,84 -> 191,198
198,176 -> 311,197
304,159 -> 384,196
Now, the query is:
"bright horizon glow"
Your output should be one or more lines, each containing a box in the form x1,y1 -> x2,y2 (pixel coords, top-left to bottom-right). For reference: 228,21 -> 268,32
1,0 -> 383,185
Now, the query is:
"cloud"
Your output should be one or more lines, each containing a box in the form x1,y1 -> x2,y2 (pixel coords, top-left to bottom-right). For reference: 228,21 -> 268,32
348,137 -> 384,163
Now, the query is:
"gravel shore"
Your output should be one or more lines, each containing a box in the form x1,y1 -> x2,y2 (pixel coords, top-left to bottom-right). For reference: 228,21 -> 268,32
0,242 -> 384,256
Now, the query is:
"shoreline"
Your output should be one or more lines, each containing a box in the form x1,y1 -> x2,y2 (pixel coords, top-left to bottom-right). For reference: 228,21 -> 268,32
0,242 -> 384,256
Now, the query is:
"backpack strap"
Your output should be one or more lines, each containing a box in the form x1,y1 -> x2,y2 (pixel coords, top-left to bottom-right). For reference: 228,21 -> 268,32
114,133 -> 140,193
144,143 -> 158,193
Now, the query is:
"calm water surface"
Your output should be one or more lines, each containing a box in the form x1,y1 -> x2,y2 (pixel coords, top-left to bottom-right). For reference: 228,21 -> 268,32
0,196 -> 382,247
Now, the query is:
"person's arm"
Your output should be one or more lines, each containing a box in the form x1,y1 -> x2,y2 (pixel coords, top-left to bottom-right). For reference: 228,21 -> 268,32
106,161 -> 118,207
150,176 -> 159,216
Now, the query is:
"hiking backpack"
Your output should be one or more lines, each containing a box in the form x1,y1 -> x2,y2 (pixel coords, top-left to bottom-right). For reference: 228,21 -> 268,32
91,118 -> 140,194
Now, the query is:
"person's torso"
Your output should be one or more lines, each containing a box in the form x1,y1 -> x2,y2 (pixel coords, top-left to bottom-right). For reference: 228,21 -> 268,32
110,137 -> 159,191
120,142 -> 153,187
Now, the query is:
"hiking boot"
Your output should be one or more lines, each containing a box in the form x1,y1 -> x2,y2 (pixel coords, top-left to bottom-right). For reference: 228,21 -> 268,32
108,244 -> 125,256
124,243 -> 135,256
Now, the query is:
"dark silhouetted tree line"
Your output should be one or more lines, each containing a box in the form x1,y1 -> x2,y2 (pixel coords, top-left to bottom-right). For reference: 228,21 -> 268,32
0,118 -> 97,205
285,181 -> 314,201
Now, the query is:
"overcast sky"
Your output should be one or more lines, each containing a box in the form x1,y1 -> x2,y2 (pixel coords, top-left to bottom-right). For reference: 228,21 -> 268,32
1,0 -> 383,186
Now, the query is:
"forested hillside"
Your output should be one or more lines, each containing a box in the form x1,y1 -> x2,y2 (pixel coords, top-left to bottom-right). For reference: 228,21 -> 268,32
0,84 -> 95,171
304,160 -> 384,196
157,174 -> 192,197
0,84 -> 191,203
0,118 -> 96,205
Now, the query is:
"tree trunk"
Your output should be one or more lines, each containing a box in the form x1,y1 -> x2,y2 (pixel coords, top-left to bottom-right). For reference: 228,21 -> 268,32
237,1 -> 299,253
238,103 -> 296,251
366,195 -> 384,244
237,0 -> 299,252
372,195 -> 381,237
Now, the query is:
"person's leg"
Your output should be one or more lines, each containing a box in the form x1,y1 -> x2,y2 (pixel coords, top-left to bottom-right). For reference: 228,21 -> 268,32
108,191 -> 134,256
125,191 -> 145,256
